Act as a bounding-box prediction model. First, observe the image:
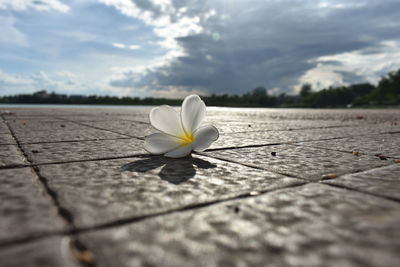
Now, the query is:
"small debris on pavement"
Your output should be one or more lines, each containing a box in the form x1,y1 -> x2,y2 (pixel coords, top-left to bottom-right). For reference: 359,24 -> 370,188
271,152 -> 277,156
0,110 -> 14,115
352,151 -> 360,156
321,173 -> 338,180
375,154 -> 388,160
77,251 -> 95,265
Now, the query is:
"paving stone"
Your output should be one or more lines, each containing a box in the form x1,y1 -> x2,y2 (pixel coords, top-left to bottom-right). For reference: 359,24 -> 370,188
0,237 -> 79,267
3,116 -> 62,122
22,138 -> 144,164
211,131 -> 304,149
37,155 -> 302,228
297,133 -> 400,158
2,107 -> 400,267
231,125 -> 395,140
2,108 -> 96,117
209,133 -> 268,149
0,168 -> 65,242
4,108 -> 400,123
79,183 -> 400,267
324,164 -> 400,201
7,120 -> 86,133
209,125 -> 398,150
0,133 -> 16,145
57,114 -> 150,123
202,144 -> 391,180
79,121 -> 153,138
0,121 -> 10,134
210,120 -> 349,134
53,107 -> 152,118
0,145 -> 26,167
207,108 -> 400,123
14,128 -> 126,144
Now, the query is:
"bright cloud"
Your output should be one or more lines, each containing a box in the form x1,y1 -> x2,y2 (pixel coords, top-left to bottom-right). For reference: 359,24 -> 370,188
298,40 -> 400,91
98,0 -> 207,65
112,43 -> 141,50
0,0 -> 70,12
0,69 -> 33,86
0,15 -> 28,46
112,42 -> 126,49
104,0 -> 400,96
0,69 -> 93,95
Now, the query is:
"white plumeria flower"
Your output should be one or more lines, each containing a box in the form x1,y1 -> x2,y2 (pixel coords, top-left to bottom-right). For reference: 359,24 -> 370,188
144,95 -> 219,158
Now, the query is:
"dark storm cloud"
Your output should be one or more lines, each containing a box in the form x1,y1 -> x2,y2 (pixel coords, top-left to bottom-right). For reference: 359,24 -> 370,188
110,0 -> 400,94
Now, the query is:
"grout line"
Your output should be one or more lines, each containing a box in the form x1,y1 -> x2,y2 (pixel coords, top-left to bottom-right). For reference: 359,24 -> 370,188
201,136 -> 348,152
322,182 -> 400,203
1,136 -> 397,170
55,116 -> 143,140
226,124 -> 354,135
0,153 -> 148,169
0,182 -> 308,248
19,137 -> 133,145
195,151 -> 306,181
0,163 -> 30,170
1,115 -> 97,267
2,115 -> 76,224
197,149 -> 398,186
290,143 -> 400,159
290,143 -> 362,154
2,171 -> 400,249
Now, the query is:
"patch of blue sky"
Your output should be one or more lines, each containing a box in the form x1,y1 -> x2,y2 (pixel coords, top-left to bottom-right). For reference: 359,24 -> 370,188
1,1 -> 162,73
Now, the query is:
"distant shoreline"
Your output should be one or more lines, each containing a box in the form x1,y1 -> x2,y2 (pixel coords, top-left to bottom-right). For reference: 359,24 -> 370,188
1,103 -> 399,109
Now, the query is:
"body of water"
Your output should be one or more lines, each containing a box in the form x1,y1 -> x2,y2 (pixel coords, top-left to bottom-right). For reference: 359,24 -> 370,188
0,104 -> 156,109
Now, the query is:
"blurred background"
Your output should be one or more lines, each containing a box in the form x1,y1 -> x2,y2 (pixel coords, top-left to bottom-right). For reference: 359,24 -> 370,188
0,0 -> 399,107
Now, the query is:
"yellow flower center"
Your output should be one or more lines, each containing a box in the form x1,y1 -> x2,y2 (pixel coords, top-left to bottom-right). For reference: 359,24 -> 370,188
178,132 -> 195,146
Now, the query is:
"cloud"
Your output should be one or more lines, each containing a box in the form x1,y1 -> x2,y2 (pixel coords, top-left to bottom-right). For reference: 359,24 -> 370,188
112,42 -> 141,50
0,0 -> 70,12
0,69 -> 94,95
0,69 -> 33,85
104,0 -> 400,95
0,15 -> 28,46
317,1 -> 365,9
0,69 -> 35,95
297,40 -> 400,91
128,44 -> 141,50
30,70 -> 94,94
98,0 -> 207,59
112,42 -> 126,49
2,0 -> 400,97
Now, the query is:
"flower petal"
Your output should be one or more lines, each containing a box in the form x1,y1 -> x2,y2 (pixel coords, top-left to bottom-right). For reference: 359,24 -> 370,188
181,95 -> 206,134
144,133 -> 181,155
164,144 -> 192,158
192,125 -> 219,152
150,105 -> 185,137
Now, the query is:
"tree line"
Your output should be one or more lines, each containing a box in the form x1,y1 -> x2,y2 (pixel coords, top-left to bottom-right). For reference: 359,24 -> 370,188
1,69 -> 399,108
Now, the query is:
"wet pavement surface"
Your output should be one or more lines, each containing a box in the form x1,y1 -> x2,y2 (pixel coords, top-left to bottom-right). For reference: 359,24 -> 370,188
1,107 -> 400,267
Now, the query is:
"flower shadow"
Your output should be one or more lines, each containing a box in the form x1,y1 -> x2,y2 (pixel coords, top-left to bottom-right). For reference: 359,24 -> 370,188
121,155 -> 217,184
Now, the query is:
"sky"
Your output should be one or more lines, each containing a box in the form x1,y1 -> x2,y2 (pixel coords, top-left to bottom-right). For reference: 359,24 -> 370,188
1,0 -> 400,98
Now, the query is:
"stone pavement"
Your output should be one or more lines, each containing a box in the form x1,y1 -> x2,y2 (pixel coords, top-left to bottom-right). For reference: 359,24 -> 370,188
1,107 -> 400,267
